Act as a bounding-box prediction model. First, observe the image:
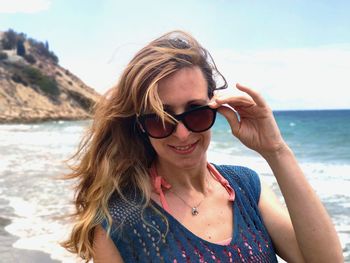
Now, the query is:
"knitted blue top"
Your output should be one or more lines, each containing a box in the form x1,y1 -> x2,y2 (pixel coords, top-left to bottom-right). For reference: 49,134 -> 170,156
102,165 -> 278,262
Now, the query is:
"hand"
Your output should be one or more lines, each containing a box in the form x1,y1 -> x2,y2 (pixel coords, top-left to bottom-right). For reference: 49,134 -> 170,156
209,83 -> 287,158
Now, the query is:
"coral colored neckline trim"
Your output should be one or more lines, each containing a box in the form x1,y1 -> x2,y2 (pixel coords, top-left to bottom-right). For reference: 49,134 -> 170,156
149,163 -> 235,214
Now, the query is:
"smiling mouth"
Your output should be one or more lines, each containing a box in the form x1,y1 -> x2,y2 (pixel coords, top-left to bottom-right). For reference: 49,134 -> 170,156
169,141 -> 198,154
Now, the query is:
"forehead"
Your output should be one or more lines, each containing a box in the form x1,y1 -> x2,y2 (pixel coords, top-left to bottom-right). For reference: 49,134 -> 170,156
157,66 -> 209,107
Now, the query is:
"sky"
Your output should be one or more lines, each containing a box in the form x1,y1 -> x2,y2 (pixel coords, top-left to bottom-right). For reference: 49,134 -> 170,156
1,0 -> 350,110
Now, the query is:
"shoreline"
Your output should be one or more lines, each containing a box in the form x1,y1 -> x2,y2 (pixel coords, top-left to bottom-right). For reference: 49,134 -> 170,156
2,247 -> 61,263
1,222 -> 60,263
0,116 -> 92,125
1,116 -> 349,262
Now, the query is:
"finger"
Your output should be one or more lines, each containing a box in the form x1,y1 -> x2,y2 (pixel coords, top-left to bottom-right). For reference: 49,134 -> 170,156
218,96 -> 255,107
209,93 -> 230,106
208,96 -> 220,108
209,95 -> 255,109
236,83 -> 266,107
216,105 -> 240,136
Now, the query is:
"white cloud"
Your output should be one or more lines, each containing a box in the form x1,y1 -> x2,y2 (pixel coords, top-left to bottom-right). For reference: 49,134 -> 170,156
212,45 -> 350,110
60,41 -> 143,96
0,0 -> 51,14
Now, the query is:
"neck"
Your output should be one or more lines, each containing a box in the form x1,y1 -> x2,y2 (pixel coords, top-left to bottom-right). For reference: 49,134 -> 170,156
154,158 -> 209,193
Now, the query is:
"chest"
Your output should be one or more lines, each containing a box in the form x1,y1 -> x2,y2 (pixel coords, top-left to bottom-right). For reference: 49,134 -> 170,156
127,197 -> 277,262
151,184 -> 234,243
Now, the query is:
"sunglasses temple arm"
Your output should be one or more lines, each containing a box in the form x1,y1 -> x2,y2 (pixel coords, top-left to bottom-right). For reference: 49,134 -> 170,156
136,119 -> 146,133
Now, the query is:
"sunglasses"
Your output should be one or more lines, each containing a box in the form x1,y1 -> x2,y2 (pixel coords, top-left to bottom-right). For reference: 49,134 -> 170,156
138,105 -> 217,139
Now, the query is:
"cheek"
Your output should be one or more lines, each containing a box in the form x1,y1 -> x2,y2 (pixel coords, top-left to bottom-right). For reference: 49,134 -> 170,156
203,131 -> 212,146
149,138 -> 165,154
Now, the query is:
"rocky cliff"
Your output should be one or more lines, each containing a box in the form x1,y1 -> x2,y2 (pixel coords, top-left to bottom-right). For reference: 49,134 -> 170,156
0,30 -> 101,123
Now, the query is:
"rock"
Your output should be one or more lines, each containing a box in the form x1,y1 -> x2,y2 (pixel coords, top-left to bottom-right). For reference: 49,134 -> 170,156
0,29 -> 101,123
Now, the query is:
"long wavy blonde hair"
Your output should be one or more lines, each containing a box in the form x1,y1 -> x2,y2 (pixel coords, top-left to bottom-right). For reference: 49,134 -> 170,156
61,30 -> 227,261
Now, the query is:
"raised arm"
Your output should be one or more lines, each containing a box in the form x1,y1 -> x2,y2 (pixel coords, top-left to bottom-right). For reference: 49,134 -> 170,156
209,83 -> 343,262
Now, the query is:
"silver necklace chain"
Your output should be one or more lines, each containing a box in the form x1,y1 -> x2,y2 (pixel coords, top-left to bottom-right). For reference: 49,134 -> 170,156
168,171 -> 210,216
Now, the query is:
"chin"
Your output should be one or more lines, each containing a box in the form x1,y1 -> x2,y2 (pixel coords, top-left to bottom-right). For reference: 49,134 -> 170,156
166,152 -> 207,170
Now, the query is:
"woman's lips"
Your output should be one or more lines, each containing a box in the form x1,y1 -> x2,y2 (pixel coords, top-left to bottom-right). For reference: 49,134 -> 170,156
168,141 -> 198,154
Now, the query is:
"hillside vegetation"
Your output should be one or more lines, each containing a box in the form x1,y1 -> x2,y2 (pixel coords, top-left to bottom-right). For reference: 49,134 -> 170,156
0,29 -> 101,123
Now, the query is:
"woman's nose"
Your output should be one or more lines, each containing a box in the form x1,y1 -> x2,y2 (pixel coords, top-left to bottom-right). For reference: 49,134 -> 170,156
172,122 -> 191,140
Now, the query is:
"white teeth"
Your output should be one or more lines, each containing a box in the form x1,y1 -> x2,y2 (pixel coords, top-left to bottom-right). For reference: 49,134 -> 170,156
174,144 -> 192,151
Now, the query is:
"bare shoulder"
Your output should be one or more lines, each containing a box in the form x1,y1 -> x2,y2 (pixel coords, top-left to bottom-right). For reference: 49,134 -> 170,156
93,225 -> 124,263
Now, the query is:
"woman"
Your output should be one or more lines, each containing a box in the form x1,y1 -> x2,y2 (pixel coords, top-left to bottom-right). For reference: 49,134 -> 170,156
62,31 -> 343,262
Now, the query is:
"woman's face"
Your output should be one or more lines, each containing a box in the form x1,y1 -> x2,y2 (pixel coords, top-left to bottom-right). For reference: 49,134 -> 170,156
149,66 -> 212,170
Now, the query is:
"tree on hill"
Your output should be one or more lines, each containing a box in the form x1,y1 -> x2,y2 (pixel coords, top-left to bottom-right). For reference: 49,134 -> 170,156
16,39 -> 26,56
28,38 -> 59,64
1,29 -> 17,50
1,28 -> 59,64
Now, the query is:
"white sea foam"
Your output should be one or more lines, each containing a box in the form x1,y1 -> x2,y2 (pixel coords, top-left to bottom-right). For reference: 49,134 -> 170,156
4,195 -> 80,262
300,162 -> 350,200
0,123 -> 86,262
208,149 -> 350,253
209,149 -> 350,198
208,149 -> 274,177
4,172 -> 348,263
1,121 -> 349,261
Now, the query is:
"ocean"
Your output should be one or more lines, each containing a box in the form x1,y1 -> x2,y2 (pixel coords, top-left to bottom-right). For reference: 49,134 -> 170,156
0,110 -> 349,262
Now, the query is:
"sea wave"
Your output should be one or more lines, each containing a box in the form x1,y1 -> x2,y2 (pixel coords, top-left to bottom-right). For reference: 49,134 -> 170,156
208,149 -> 350,257
1,120 -> 349,261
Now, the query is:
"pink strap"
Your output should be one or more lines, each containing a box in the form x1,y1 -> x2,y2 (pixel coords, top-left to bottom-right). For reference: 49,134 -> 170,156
207,163 -> 235,201
215,237 -> 232,246
150,164 -> 171,212
149,163 -> 235,213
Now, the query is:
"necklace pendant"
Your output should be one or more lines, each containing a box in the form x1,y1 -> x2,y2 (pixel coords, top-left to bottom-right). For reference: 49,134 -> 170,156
192,207 -> 199,216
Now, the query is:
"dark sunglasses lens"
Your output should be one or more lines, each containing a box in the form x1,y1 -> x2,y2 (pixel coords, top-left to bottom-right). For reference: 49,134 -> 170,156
184,108 -> 215,132
144,117 -> 174,138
